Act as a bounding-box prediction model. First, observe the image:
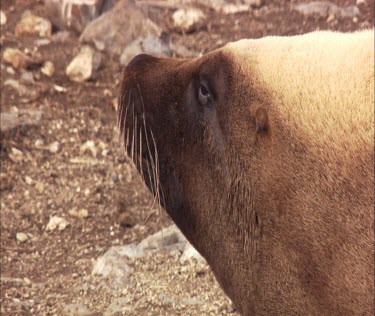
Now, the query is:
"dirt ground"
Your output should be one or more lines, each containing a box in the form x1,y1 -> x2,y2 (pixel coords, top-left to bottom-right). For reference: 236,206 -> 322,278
1,0 -> 374,315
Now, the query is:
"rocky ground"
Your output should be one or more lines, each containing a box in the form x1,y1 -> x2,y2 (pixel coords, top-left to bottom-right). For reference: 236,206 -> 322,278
1,0 -> 373,315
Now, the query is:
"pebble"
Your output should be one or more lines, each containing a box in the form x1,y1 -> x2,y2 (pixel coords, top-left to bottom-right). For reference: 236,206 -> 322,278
16,232 -> 28,243
0,10 -> 6,25
172,8 -> 206,33
9,147 -> 24,162
25,176 -> 33,185
79,140 -> 97,157
3,48 -> 32,69
15,13 -> 52,37
69,208 -> 89,219
66,46 -> 102,82
48,141 -> 59,153
6,66 -> 15,75
41,61 -> 55,77
46,216 -> 69,232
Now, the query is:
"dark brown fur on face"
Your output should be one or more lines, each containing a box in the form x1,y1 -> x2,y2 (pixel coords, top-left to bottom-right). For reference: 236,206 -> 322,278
117,31 -> 374,315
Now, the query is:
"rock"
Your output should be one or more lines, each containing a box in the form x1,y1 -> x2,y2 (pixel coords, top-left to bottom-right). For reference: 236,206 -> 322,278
180,243 -> 205,263
41,61 -> 55,77
66,46 -> 101,82
8,147 -> 24,162
4,79 -> 47,101
46,216 -> 69,231
138,225 -> 187,252
294,2 -> 360,18
45,0 -> 117,34
1,109 -> 43,133
35,182 -> 45,194
69,208 -> 89,219
48,141 -> 60,153
80,0 -> 163,55
0,10 -> 6,25
3,48 -> 32,69
92,246 -> 133,286
63,303 -> 93,316
220,4 -> 250,14
16,232 -> 28,243
119,35 -> 171,66
79,140 -> 97,157
6,67 -> 15,75
25,176 -> 32,185
104,297 -> 131,316
172,8 -> 206,33
15,13 -> 52,37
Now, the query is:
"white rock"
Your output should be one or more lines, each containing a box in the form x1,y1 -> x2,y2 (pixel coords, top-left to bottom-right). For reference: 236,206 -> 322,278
0,10 -> 6,25
294,2 -> 360,18
172,8 -> 206,33
48,141 -> 59,153
15,13 -> 52,37
46,216 -> 69,231
41,61 -> 55,77
16,232 -> 28,243
66,46 -> 101,82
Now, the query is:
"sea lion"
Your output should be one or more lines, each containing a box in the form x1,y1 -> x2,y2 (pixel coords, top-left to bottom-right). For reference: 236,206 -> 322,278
117,30 -> 374,315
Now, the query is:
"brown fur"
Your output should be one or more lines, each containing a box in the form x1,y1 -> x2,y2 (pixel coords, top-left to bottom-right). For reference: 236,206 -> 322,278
118,30 -> 374,315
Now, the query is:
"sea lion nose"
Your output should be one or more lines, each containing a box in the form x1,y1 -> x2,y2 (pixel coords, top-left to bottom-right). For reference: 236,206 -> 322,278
127,53 -> 154,69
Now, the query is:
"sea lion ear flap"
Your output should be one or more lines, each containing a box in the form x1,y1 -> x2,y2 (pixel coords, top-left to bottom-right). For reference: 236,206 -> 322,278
255,107 -> 268,133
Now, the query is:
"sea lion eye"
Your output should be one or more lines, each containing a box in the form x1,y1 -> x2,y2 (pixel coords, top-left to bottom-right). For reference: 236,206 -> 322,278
198,81 -> 212,106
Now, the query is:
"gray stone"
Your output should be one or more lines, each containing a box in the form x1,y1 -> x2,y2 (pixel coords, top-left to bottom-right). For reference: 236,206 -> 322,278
80,0 -> 163,55
294,2 -> 360,18
104,297 -> 131,316
180,243 -> 205,263
92,246 -> 133,286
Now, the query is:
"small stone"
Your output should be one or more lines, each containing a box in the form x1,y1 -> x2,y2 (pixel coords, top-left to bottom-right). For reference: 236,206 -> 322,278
34,139 -> 44,147
79,140 -> 97,157
0,10 -> 6,25
101,149 -> 109,157
63,303 -> 93,316
46,216 -> 69,231
66,46 -> 102,82
25,176 -> 32,185
9,147 -> 24,162
69,208 -> 89,219
15,13 -> 52,37
48,141 -> 59,153
353,16 -> 359,23
35,182 -> 45,193
23,277 -> 32,285
326,13 -> 335,22
16,232 -> 28,243
172,8 -> 206,33
3,48 -> 32,69
41,61 -> 55,77
111,174 -> 119,182
6,66 -> 15,75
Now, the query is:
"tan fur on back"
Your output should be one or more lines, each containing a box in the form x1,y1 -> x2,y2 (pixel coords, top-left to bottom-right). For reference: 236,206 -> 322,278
221,30 -> 374,315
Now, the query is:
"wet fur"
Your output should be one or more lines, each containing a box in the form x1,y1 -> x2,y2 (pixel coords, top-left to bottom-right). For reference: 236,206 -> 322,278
118,30 -> 374,315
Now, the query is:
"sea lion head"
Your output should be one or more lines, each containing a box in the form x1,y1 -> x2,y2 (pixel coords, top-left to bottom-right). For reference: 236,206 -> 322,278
118,49 -> 267,240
